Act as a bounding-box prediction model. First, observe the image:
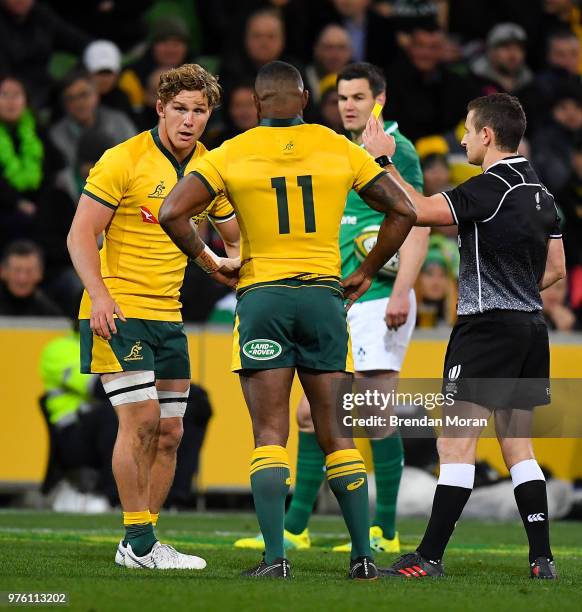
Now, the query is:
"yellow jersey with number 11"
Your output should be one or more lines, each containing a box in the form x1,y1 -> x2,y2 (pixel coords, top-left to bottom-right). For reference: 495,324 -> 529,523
191,117 -> 385,289
79,127 -> 234,321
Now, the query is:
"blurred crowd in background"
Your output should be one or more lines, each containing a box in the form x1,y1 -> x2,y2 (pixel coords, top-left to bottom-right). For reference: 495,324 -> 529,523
1,0 -> 582,332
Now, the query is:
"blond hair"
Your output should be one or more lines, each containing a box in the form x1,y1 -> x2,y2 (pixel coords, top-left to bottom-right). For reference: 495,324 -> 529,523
157,63 -> 221,107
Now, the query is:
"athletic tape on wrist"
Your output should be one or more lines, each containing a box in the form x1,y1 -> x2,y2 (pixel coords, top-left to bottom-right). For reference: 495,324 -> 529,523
193,244 -> 221,274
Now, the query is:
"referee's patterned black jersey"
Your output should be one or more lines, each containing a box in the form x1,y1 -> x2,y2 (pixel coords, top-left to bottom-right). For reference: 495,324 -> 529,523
442,156 -> 562,316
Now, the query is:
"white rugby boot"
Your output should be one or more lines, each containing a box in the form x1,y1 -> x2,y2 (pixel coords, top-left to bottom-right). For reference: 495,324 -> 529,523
124,541 -> 207,570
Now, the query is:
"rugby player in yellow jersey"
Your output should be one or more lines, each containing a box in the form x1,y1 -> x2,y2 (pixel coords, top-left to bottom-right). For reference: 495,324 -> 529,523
160,61 -> 416,580
67,64 -> 240,570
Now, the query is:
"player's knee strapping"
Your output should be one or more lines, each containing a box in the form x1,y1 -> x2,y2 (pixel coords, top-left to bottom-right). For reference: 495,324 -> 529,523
103,371 -> 157,406
250,445 -> 291,563
326,449 -> 371,558
158,389 -> 189,418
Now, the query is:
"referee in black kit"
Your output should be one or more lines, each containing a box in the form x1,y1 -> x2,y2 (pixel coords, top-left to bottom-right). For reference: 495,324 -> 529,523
362,93 -> 566,580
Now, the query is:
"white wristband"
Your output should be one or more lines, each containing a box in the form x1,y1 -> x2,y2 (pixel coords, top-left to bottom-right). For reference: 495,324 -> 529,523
193,243 -> 222,274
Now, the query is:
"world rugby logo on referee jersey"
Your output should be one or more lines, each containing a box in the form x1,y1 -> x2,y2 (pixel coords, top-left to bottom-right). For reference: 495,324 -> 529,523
243,339 -> 282,360
448,364 -> 461,381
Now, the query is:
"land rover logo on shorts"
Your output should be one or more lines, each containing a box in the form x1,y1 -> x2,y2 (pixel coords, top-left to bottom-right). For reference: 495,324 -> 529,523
242,339 -> 282,360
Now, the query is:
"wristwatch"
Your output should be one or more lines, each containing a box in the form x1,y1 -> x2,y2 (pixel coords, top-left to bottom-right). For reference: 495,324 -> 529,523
374,155 -> 394,168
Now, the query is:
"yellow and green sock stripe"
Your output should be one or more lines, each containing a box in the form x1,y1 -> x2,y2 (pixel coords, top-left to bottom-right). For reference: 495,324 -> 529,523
250,445 -> 291,563
122,510 -> 157,557
326,449 -> 372,559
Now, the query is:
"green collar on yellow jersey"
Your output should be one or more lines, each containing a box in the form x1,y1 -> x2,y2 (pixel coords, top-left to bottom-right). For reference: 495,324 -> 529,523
150,126 -> 197,178
259,117 -> 305,127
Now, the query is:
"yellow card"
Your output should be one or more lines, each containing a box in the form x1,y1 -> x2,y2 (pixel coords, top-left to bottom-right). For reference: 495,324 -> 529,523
372,103 -> 383,119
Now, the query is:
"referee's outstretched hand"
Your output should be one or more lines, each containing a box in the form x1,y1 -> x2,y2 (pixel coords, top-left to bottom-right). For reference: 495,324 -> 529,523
342,269 -> 372,310
362,116 -> 396,159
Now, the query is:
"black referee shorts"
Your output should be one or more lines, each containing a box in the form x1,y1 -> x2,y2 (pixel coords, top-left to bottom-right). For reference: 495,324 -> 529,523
442,310 -> 550,409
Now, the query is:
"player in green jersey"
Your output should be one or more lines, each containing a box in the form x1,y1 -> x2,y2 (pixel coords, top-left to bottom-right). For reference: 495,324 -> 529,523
235,62 -> 429,553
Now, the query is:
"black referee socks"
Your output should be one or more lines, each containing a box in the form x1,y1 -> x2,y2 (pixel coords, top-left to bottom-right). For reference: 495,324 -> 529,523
510,459 -> 553,563
417,463 -> 474,562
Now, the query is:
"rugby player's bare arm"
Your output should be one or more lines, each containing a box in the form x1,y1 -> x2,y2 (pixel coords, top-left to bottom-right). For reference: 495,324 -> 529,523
359,115 -> 430,327
160,174 -> 240,287
343,173 -> 416,307
539,238 -> 566,291
212,216 -> 240,259
67,194 -> 126,339
386,226 -> 430,329
159,173 -> 213,259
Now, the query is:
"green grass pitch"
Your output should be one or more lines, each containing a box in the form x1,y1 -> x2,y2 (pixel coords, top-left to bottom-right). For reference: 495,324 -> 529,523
0,511 -> 580,611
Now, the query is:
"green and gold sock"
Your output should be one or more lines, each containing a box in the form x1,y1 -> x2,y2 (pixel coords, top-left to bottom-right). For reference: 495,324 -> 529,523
326,449 -> 372,559
284,432 -> 325,535
123,510 -> 157,557
371,432 -> 404,539
250,445 -> 291,564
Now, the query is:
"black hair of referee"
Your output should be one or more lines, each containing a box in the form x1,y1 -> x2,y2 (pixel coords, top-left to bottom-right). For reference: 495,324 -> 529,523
362,93 -> 566,579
